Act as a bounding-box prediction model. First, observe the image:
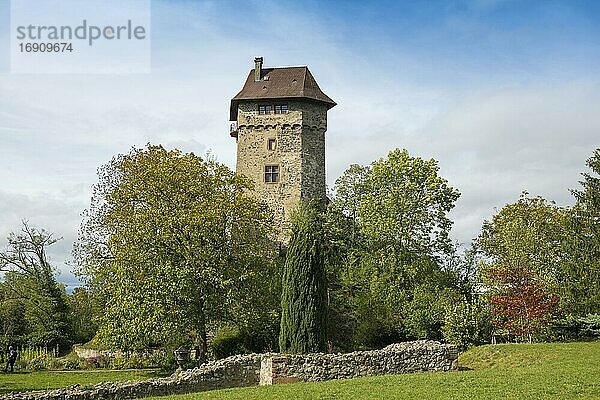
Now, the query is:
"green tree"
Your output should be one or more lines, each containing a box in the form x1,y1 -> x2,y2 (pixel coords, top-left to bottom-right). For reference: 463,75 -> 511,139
279,202 -> 328,353
443,297 -> 492,350
441,244 -> 493,349
331,164 -> 370,224
67,287 -> 100,344
573,149 -> 600,216
74,145 -> 277,353
0,291 -> 26,349
328,149 -> 461,348
477,194 -> 565,341
565,149 -> 600,314
0,223 -> 71,348
478,194 -> 567,282
322,174 -> 366,351
359,149 -> 459,258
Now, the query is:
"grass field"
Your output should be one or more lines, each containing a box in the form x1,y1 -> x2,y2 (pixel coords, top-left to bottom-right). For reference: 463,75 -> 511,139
0,342 -> 598,399
145,341 -> 600,400
0,369 -> 164,394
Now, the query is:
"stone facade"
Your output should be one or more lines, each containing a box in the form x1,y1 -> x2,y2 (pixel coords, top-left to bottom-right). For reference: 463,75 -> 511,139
235,99 -> 328,236
1,341 -> 458,400
230,59 -> 335,239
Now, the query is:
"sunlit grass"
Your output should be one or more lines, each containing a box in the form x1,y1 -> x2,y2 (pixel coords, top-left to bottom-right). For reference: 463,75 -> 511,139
0,369 -> 164,394
147,342 -> 600,400
2,342 -> 599,399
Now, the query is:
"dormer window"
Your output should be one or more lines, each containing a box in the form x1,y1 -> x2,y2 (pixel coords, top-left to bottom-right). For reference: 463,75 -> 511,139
274,104 -> 288,114
258,105 -> 272,115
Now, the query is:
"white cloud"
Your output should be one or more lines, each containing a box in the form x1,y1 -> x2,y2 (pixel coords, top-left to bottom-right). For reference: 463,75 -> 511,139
326,81 -> 600,245
0,190 -> 83,288
0,0 -> 598,287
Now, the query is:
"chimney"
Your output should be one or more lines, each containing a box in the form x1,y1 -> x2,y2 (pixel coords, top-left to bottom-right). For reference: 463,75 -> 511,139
254,57 -> 263,82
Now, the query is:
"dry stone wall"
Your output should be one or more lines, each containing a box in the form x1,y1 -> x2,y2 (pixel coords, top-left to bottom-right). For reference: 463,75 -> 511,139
1,341 -> 457,400
259,340 -> 458,384
0,354 -> 262,400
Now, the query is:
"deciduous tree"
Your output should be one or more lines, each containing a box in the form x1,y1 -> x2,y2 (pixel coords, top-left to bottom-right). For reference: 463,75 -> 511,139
327,149 -> 461,347
478,194 -> 565,340
0,222 -> 71,348
75,145 -> 277,352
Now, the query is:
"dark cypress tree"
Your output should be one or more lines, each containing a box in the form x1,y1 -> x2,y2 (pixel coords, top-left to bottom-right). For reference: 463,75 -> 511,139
279,202 -> 327,353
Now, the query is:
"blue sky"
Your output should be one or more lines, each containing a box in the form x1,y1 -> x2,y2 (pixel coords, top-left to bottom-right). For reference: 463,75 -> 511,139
0,0 -> 599,289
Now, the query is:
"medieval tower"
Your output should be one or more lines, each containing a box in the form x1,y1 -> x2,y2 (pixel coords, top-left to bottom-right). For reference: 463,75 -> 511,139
229,57 -> 336,233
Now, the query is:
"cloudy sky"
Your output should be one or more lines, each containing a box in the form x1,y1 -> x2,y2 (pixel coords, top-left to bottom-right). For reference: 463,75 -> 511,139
0,0 -> 599,289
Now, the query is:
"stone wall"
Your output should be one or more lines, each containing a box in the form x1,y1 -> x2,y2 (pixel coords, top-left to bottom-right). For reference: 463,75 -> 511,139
234,99 -> 329,240
259,340 -> 458,384
1,341 -> 457,400
0,354 -> 263,400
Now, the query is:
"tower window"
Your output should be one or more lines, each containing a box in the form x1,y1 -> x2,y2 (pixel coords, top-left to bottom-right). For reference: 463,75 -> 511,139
258,105 -> 272,115
267,138 -> 276,151
274,104 -> 288,114
264,165 -> 279,183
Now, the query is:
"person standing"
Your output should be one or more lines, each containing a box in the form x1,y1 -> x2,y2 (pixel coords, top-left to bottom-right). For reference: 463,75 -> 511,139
3,346 -> 17,373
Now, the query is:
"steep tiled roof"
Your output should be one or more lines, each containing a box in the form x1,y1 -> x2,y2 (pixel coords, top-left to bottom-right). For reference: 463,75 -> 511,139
230,66 -> 336,120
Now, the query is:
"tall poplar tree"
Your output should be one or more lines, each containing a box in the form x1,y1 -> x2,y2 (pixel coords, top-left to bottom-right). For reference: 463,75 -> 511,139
279,202 -> 327,354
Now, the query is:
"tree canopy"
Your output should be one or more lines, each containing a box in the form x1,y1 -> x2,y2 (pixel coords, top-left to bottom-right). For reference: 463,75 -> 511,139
565,149 -> 600,314
325,149 -> 461,348
74,145 -> 277,352
0,222 -> 70,348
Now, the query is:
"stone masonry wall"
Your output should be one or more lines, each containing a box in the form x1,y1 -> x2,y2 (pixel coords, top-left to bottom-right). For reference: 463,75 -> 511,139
1,341 -> 457,400
0,354 -> 263,400
259,340 -> 458,384
235,100 -> 328,239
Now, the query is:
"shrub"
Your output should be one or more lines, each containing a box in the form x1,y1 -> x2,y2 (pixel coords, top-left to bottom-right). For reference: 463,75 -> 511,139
109,355 -> 147,369
81,354 -> 110,369
22,352 -> 85,371
148,350 -> 177,373
210,325 -> 247,359
443,299 -> 492,350
550,314 -> 600,341
24,357 -> 48,371
14,359 -> 27,371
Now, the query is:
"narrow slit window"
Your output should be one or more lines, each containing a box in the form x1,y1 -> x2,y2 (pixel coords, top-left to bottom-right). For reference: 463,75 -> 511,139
267,138 -> 276,150
265,165 -> 279,183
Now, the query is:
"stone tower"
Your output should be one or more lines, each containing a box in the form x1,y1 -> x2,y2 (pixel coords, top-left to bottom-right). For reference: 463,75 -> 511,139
230,57 -> 336,234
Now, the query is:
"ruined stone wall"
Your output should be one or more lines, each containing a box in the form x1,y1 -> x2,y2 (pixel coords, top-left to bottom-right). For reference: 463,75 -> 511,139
235,100 -> 328,238
259,340 -> 458,384
0,354 -> 263,400
2,341 -> 457,400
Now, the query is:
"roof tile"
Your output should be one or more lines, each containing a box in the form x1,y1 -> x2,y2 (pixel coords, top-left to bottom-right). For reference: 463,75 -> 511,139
230,66 -> 335,120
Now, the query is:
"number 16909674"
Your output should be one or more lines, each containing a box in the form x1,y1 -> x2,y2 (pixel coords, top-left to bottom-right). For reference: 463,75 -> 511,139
19,42 -> 73,52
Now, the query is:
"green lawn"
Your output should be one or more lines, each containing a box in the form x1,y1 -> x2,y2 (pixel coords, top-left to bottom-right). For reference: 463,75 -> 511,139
1,342 -> 598,399
145,341 -> 600,400
0,369 -> 164,395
